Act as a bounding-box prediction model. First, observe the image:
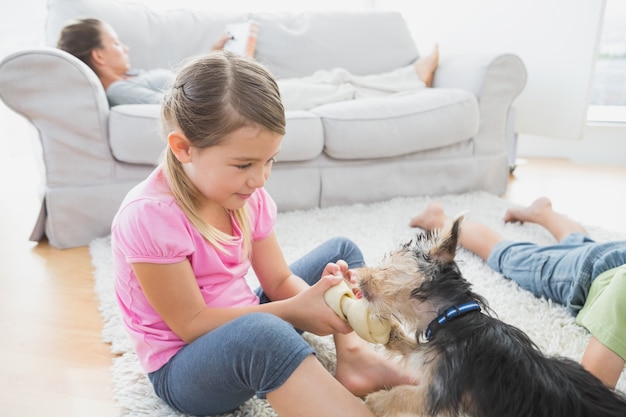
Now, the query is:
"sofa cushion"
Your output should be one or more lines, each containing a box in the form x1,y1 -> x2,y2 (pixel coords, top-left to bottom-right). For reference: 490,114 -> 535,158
109,104 -> 165,165
280,111 -> 324,162
252,10 -> 419,79
312,88 -> 480,160
109,106 -> 324,166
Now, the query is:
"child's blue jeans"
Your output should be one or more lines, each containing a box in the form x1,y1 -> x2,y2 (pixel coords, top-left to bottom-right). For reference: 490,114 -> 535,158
148,237 -> 364,415
487,232 -> 626,314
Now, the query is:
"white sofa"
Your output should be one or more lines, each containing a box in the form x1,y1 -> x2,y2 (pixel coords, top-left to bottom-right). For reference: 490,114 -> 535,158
0,0 -> 526,249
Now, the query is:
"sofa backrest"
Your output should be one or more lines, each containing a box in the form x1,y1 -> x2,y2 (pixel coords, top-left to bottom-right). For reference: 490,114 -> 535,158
46,0 -> 419,78
46,0 -> 247,71
251,10 -> 419,78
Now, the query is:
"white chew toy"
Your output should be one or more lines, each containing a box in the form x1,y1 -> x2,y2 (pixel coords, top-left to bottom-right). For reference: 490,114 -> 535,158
324,279 -> 391,344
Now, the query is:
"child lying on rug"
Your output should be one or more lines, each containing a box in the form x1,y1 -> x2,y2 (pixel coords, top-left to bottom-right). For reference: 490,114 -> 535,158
111,51 -> 412,417
410,197 -> 626,390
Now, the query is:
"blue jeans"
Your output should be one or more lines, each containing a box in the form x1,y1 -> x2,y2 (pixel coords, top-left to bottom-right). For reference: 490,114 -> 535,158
487,233 -> 626,314
148,237 -> 364,415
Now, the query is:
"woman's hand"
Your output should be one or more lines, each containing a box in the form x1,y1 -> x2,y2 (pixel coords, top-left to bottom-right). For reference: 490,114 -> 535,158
210,33 -> 233,51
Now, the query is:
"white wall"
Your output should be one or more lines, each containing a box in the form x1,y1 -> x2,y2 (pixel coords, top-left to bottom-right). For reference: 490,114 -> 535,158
120,0 -> 369,12
0,0 -> 372,56
377,0 -> 607,142
518,125 -> 626,165
0,0 -> 47,56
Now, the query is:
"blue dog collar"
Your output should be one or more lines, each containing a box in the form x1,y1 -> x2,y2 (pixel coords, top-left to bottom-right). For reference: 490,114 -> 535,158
419,301 -> 482,344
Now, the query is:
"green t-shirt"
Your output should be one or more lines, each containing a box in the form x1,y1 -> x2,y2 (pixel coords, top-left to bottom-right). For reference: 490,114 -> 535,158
576,265 -> 626,361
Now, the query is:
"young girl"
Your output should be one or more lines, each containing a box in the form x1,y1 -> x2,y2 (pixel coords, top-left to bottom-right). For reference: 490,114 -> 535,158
111,52 -> 411,417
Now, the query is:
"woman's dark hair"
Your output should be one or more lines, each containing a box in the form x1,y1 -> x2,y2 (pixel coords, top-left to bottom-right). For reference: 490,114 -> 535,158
57,18 -> 103,71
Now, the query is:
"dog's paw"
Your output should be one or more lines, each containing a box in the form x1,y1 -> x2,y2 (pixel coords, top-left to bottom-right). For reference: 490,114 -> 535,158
364,390 -> 392,417
365,386 -> 425,417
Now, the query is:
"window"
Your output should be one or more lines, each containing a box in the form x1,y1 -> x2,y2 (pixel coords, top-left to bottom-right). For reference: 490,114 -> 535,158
588,0 -> 626,122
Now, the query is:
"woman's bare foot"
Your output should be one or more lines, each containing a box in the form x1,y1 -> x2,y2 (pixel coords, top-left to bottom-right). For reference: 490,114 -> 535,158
334,340 -> 415,398
414,44 -> 439,87
409,202 -> 448,230
502,197 -> 553,224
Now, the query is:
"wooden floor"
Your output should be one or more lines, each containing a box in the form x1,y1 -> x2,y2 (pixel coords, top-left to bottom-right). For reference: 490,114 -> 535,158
1,102 -> 626,416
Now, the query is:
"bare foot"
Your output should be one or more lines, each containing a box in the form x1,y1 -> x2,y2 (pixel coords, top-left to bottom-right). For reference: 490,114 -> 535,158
505,197 -> 588,241
414,44 -> 439,87
409,202 -> 448,230
503,197 -> 553,224
334,338 -> 415,398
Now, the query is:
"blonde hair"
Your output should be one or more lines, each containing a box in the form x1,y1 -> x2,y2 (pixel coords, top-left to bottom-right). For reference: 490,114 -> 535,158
160,52 -> 285,255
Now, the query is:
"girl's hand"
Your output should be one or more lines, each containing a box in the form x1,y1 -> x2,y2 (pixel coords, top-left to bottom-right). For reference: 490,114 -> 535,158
286,274 -> 354,336
321,260 -> 350,280
322,260 -> 359,296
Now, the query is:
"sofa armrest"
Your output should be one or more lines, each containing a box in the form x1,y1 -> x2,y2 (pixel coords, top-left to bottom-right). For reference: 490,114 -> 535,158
433,53 -> 527,155
0,47 -> 113,186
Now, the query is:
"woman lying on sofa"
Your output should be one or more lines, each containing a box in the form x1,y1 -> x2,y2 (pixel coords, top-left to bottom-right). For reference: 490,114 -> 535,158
57,18 -> 439,110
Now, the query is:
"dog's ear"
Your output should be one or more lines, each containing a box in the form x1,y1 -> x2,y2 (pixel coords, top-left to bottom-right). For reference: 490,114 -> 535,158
430,212 -> 465,263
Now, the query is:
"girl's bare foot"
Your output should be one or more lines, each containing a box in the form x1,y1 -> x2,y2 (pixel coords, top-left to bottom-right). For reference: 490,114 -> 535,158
409,202 -> 448,230
414,44 -> 439,87
334,341 -> 415,398
503,197 -> 553,224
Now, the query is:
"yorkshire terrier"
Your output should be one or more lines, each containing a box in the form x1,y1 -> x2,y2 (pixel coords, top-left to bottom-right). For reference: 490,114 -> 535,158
356,215 -> 626,417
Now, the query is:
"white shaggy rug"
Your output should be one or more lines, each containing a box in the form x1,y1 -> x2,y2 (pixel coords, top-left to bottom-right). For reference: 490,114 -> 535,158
90,191 -> 626,416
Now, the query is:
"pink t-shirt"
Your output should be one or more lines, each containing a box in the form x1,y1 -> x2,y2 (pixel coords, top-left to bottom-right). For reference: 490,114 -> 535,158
111,167 -> 277,372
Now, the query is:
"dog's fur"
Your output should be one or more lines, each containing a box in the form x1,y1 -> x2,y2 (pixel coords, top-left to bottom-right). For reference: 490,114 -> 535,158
356,216 -> 626,417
